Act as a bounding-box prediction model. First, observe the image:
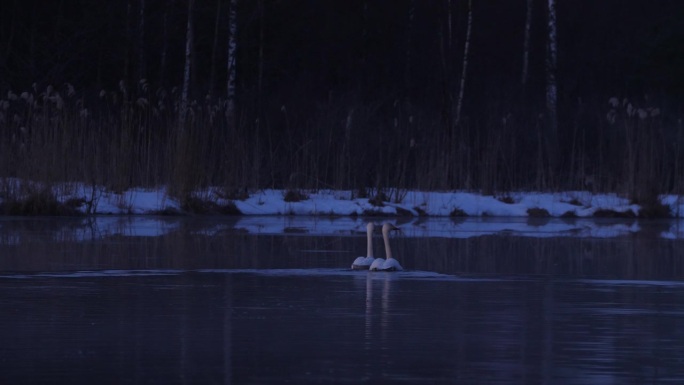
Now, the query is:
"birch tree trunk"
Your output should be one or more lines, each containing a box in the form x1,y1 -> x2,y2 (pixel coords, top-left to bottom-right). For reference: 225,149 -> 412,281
545,0 -> 558,166
521,0 -> 533,87
180,0 -> 194,126
226,0 -> 238,127
454,0 -> 472,129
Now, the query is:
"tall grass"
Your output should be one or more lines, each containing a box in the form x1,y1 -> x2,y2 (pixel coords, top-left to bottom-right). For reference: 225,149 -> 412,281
0,82 -> 256,206
0,83 -> 681,210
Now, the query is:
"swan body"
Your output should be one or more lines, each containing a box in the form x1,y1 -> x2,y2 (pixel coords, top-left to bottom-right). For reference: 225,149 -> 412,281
369,257 -> 385,271
351,256 -> 373,269
380,257 -> 403,271
352,222 -> 376,270
370,223 -> 403,272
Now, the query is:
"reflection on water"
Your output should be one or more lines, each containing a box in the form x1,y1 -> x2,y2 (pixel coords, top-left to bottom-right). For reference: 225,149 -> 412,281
0,217 -> 684,383
1,271 -> 683,384
2,215 -> 684,241
1,217 -> 683,280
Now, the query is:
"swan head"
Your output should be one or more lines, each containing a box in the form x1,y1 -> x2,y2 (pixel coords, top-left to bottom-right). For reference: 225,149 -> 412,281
381,222 -> 399,235
366,222 -> 375,232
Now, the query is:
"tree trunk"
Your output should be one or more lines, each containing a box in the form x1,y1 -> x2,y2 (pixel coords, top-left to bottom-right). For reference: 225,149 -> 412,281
257,0 -> 264,101
454,0 -> 472,129
2,1 -> 18,88
208,0 -> 222,98
138,0 -> 146,82
545,0 -> 559,168
447,0 -> 453,50
439,0 -> 453,134
404,0 -> 415,95
122,0 -> 132,86
159,4 -> 169,88
360,1 -> 369,86
522,0 -> 533,87
180,0 -> 194,126
226,0 -> 237,127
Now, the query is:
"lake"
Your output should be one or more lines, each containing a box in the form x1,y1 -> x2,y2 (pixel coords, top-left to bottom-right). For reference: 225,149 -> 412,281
1,216 -> 683,384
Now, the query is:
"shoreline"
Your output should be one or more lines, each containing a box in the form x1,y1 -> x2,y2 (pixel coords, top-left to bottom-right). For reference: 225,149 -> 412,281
0,183 -> 680,218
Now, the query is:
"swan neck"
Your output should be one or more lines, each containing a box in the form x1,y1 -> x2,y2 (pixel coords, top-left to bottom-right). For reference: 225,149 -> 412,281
366,224 -> 374,257
383,228 -> 393,260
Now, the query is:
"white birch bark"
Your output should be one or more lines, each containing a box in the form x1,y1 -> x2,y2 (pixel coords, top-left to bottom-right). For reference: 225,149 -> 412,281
546,0 -> 558,119
546,0 -> 558,134
226,0 -> 238,124
454,0 -> 472,128
545,0 -> 559,170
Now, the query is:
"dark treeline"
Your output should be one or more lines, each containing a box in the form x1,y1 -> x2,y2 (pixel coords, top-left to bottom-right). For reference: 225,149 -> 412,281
1,0 -> 683,205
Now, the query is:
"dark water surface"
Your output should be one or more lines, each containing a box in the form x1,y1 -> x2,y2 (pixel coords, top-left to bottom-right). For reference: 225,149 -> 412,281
1,217 -> 684,384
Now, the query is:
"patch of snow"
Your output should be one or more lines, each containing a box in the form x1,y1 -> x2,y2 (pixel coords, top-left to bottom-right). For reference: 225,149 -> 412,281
1,180 -> 683,220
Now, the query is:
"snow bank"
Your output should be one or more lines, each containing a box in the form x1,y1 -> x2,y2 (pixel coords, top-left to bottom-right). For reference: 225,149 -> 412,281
0,182 -> 680,218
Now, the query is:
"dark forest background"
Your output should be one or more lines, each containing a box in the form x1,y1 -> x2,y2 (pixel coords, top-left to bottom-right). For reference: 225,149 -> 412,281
1,0 -> 683,206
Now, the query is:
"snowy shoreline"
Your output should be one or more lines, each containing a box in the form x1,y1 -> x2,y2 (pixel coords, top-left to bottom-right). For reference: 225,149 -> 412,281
4,183 -> 684,239
2,212 -> 683,241
75,187 -> 684,218
3,182 -> 682,218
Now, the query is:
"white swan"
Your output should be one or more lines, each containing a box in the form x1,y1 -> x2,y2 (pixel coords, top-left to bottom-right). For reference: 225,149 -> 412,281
351,222 -> 376,270
370,223 -> 403,271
